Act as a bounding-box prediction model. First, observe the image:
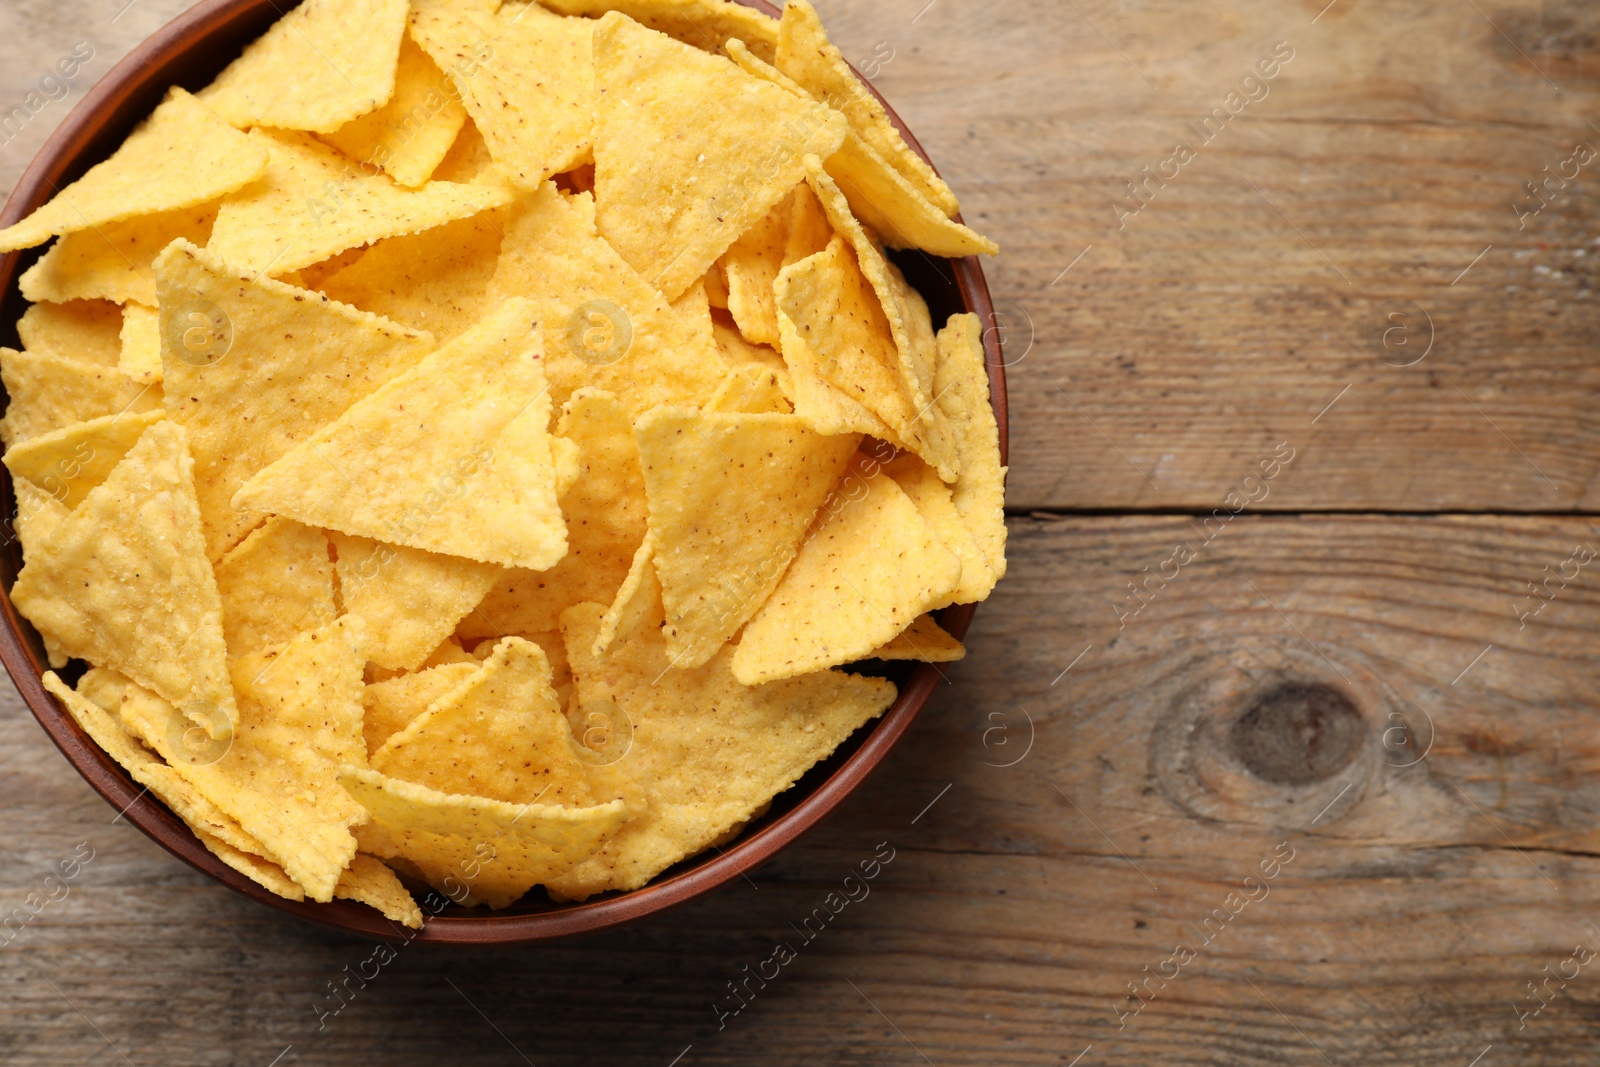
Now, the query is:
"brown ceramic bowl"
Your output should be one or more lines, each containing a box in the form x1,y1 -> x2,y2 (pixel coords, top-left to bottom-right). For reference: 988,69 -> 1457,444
0,0 -> 1006,944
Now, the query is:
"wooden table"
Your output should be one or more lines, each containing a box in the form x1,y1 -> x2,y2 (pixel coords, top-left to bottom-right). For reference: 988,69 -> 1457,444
2,0 -> 1598,1063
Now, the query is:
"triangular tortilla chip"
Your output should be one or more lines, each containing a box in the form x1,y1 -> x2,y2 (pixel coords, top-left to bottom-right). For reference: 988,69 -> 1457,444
341,765 -> 628,908
706,363 -> 791,414
868,613 -> 965,662
935,314 -> 1007,581
591,532 -> 661,658
2,408 -> 164,509
18,300 -> 124,366
201,0 -> 411,134
319,205 -> 507,344
721,190 -> 791,346
410,2 -> 595,190
321,36 -> 468,187
121,617 -> 368,901
233,299 -> 567,570
775,0 -> 957,216
363,661 -> 480,756
373,636 -> 606,806
541,0 -> 778,61
884,452 -> 994,606
214,518 -> 336,657
548,601 -> 896,899
432,117 -> 498,185
117,303 -> 161,385
11,420 -> 239,733
489,183 -> 727,416
0,345 -> 155,447
330,532 -> 502,671
635,406 -> 859,668
0,89 -> 267,253
207,129 -> 513,276
732,455 -> 961,684
590,12 -> 846,300
463,389 -> 648,639
153,239 -> 436,560
13,479 -> 69,560
712,318 -> 786,373
19,205 -> 216,308
335,854 -> 423,928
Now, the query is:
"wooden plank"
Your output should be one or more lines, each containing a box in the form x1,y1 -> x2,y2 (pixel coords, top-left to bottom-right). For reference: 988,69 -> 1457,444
3,514 -> 1600,1064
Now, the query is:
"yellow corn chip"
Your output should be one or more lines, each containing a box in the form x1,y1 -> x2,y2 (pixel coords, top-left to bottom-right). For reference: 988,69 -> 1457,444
635,406 -> 859,668
374,636 -> 604,806
363,661 -> 480,756
732,455 -> 961,684
341,765 -> 628,908
76,666 -> 132,714
13,479 -> 69,560
706,363 -> 791,414
214,518 -> 336,657
208,129 -> 513,277
463,389 -> 647,639
785,174 -> 833,264
331,532 -> 502,671
703,263 -> 730,309
335,854 -> 423,928
319,206 -> 508,344
935,313 -> 1007,580
489,183 -> 727,416
868,613 -> 965,662
13,420 -> 240,733
322,37 -> 468,188
884,451 -> 993,606
432,118 -> 498,185
2,408 -> 164,509
19,205 -> 216,308
200,829 -> 307,900
549,601 -> 895,899
539,0 -> 778,62
153,239 -> 436,560
411,1 -> 595,191
121,617 -> 368,901
590,13 -> 846,300
712,319 -> 786,374
0,89 -> 267,253
233,299 -> 566,571
775,0 -> 957,217
18,300 -> 124,367
117,303 -> 161,385
201,0 -> 411,134
771,271 -> 902,445
722,190 -> 791,346
591,532 -> 661,658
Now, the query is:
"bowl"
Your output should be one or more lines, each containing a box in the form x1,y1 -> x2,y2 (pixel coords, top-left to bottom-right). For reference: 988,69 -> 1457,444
0,0 -> 1007,944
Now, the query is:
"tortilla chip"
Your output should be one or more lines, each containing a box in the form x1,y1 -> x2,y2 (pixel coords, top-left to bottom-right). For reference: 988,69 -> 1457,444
201,0 -> 411,134
463,389 -> 647,639
732,455 -> 961,684
549,601 -> 895,899
341,765 -> 628,908
319,206 -> 508,344
785,177 -> 833,263
722,190 -> 791,345
540,0 -> 778,62
635,406 -> 859,669
884,452 -> 994,606
770,277 -> 901,445
591,532 -> 661,658
12,420 -> 240,733
775,0 -> 957,217
331,532 -> 502,671
868,613 -> 965,662
121,617 -> 368,901
116,303 -> 162,385
703,262 -> 730,309
2,408 -> 164,509
590,13 -> 846,300
214,518 -> 336,657
208,129 -> 513,277
233,299 -> 566,571
432,118 -> 499,185
712,318 -> 785,372
489,183 -> 727,416
363,661 -> 480,756
335,854 -> 423,928
153,239 -> 436,560
19,206 -> 217,308
199,830 -> 307,900
322,37 -> 468,187
373,636 -> 604,806
13,479 -> 69,563
411,1 -> 595,190
18,300 -> 124,367
0,89 -> 267,253
706,363 -> 791,414
935,313 -> 1007,581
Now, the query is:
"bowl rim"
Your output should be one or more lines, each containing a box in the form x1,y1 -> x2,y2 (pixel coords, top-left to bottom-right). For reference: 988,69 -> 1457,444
0,0 -> 1008,945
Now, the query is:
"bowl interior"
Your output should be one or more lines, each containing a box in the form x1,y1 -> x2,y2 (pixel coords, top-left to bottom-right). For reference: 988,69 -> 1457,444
0,0 -> 1007,943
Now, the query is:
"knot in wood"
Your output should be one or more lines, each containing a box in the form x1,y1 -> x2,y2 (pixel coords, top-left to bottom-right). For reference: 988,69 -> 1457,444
1227,683 -> 1364,786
